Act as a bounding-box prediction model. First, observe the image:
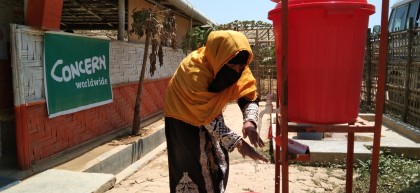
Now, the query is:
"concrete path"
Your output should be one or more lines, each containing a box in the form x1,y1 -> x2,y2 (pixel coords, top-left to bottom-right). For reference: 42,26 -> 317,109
1,169 -> 115,193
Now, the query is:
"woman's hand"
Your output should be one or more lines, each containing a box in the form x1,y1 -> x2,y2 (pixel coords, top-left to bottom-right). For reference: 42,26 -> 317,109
242,121 -> 265,148
236,139 -> 268,163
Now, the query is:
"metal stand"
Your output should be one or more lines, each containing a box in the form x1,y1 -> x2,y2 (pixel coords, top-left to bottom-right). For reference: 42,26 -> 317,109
274,0 -> 390,192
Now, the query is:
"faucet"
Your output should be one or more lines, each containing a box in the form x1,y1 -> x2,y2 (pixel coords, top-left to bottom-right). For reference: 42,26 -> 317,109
258,93 -> 280,136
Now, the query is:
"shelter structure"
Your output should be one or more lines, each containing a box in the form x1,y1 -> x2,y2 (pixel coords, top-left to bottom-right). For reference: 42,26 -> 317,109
0,0 -> 213,177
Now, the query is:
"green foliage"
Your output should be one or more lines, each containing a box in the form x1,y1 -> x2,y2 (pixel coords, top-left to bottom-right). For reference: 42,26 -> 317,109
351,152 -> 420,192
181,22 -> 218,54
289,150 -> 420,192
260,46 -> 276,65
218,20 -> 272,30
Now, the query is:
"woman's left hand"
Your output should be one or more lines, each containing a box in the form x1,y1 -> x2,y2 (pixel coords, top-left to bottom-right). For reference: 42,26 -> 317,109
242,121 -> 265,148
236,139 -> 268,162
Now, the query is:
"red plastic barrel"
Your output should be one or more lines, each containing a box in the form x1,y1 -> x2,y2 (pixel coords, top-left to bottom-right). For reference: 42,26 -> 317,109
268,0 -> 375,124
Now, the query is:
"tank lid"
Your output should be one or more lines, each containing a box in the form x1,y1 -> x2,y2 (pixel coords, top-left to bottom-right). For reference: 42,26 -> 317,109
268,0 -> 375,20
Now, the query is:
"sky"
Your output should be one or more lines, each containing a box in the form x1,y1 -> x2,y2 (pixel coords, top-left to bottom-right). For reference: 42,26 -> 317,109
186,0 -> 399,29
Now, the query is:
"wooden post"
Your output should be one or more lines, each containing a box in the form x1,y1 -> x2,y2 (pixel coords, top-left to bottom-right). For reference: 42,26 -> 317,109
402,18 -> 413,122
256,28 -> 261,94
366,29 -> 372,107
346,132 -> 355,193
370,0 -> 389,192
11,24 -> 31,170
118,0 -> 125,41
280,0 -> 289,192
26,0 -> 64,30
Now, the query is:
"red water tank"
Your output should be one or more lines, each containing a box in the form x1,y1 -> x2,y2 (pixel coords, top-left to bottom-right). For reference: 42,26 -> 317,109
268,0 -> 375,124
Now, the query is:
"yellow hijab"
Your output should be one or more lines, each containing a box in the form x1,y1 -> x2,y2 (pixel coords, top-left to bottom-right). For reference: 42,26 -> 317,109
164,30 -> 258,126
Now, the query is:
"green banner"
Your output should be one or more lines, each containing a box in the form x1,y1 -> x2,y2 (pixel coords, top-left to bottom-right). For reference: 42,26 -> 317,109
44,32 -> 112,118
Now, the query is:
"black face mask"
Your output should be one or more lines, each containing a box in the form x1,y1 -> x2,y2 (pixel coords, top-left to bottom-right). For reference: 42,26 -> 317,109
208,65 -> 243,93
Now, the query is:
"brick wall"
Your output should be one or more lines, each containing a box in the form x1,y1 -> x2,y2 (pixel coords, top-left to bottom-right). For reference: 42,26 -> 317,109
11,24 -> 183,169
25,78 -> 169,163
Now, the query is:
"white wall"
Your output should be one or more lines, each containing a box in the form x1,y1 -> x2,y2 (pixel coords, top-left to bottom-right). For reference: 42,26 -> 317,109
11,24 -> 186,104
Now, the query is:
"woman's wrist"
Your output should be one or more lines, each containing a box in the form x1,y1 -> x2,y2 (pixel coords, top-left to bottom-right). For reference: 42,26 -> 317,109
236,139 -> 243,150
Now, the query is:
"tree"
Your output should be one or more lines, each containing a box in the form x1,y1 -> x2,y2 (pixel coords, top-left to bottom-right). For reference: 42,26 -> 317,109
181,22 -> 218,54
129,7 -> 177,135
218,20 -> 272,30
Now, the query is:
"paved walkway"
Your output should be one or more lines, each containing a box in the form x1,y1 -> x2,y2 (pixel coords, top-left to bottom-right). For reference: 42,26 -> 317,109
105,102 -> 420,193
105,103 -> 347,193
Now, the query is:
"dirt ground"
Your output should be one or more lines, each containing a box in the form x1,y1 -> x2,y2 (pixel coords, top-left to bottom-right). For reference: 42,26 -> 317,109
106,103 -> 347,193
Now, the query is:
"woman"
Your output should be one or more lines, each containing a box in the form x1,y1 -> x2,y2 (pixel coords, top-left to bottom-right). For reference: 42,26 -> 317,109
164,30 -> 268,193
